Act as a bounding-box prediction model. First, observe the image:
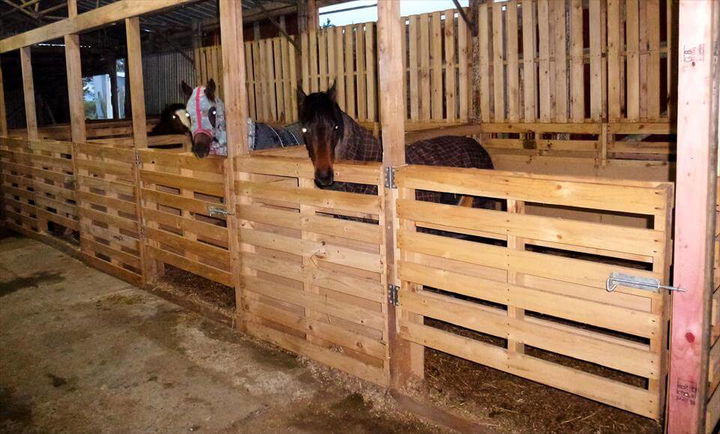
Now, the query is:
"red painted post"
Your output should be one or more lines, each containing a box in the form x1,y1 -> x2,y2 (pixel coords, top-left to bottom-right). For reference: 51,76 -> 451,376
666,1 -> 719,433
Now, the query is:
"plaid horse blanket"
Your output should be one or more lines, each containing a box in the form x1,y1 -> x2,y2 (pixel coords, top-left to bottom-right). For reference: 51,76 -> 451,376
334,113 -> 494,206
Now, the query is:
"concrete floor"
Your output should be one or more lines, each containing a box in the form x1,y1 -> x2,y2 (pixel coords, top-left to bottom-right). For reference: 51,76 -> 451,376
0,231 -> 442,433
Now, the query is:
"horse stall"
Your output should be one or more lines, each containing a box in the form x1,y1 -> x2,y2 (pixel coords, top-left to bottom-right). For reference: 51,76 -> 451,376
1,0 -> 718,432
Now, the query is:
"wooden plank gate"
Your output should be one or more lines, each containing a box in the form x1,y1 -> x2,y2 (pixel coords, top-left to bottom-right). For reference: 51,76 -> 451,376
137,150 -> 233,287
75,143 -> 143,285
236,151 -> 390,386
393,165 -> 674,419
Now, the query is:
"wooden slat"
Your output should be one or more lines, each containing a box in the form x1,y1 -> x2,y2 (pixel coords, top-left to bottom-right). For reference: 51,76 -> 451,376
552,0 -> 567,122
506,1 -> 519,122
570,0 -> 584,122
589,0 -> 603,121
492,3 -> 504,121
626,0 -> 640,121
444,10 -> 456,122
431,12 -> 443,120
400,322 -> 659,418
148,245 -> 232,286
607,0 -> 622,121
396,166 -> 669,214
247,321 -> 387,386
646,0 -> 661,119
478,4 -> 491,122
240,228 -> 382,273
537,0 -> 551,122
397,199 -> 662,256
237,181 -> 380,214
521,0 -> 536,122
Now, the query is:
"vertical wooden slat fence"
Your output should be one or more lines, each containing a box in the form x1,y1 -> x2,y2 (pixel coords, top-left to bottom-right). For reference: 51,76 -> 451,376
196,37 -> 297,124
235,151 -> 389,386
394,165 -> 674,419
477,0 -> 670,124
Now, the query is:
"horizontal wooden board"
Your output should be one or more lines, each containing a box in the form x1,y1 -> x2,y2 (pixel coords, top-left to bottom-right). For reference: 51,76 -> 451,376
399,322 -> 659,418
396,166 -> 670,215
237,181 -> 380,214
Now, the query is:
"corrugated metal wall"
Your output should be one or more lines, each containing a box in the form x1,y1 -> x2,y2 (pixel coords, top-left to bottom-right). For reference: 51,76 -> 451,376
142,50 -> 195,115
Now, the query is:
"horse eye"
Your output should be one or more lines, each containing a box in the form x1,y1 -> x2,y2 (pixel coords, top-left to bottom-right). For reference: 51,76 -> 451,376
173,115 -> 177,119
334,125 -> 339,130
301,127 -> 308,133
185,113 -> 190,118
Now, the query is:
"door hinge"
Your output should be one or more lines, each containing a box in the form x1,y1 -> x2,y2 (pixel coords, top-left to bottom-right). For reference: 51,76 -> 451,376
134,151 -> 142,167
388,284 -> 399,306
384,167 -> 397,189
208,206 -> 235,217
606,272 -> 685,293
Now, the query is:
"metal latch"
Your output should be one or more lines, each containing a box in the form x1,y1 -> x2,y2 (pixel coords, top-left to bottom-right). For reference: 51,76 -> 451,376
388,284 -> 399,306
384,167 -> 397,189
606,272 -> 685,293
208,206 -> 234,217
134,151 -> 142,167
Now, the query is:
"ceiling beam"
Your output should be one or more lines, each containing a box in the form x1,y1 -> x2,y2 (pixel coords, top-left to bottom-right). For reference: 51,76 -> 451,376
1,0 -> 39,19
0,0 -> 196,53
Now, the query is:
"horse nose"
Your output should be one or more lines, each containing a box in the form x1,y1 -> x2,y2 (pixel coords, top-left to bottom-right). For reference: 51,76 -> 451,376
315,169 -> 334,188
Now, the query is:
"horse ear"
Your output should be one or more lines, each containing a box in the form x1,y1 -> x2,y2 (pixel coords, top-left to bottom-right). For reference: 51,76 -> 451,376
181,81 -> 193,100
297,85 -> 307,108
327,80 -> 337,102
205,79 -> 216,101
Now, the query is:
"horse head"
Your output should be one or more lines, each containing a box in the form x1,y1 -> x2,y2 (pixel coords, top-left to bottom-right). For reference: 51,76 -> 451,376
184,79 -> 227,158
297,82 -> 345,188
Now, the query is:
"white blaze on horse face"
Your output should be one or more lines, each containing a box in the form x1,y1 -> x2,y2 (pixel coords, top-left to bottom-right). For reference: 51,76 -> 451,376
186,86 -> 227,156
175,108 -> 191,130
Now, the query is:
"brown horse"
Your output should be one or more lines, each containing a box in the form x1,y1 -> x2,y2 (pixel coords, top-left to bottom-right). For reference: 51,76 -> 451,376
297,83 -> 493,206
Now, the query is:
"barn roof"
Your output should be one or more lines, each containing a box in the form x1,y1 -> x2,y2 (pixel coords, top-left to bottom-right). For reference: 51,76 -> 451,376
0,0 -> 304,40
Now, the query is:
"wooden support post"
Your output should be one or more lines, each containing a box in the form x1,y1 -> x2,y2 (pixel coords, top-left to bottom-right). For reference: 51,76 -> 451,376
0,57 -> 7,137
377,0 -> 420,388
298,0 -> 318,33
218,0 -> 248,330
126,17 -> 147,148
125,16 -> 153,284
20,46 -> 37,140
64,0 -> 85,143
667,1 -> 720,433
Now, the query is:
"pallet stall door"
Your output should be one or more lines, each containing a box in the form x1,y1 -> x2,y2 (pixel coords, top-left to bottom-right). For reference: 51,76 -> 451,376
137,150 -> 233,287
394,165 -> 674,419
75,143 -> 143,286
235,150 -> 390,385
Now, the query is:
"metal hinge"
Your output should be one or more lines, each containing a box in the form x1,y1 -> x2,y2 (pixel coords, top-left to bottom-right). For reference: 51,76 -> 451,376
138,226 -> 145,239
134,151 -> 142,167
388,284 -> 399,306
606,272 -> 685,293
208,206 -> 235,217
384,167 -> 397,189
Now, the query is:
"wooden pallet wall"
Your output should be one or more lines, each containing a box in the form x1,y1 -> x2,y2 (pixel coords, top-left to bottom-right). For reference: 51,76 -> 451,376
477,0 -> 672,123
75,143 -> 143,285
236,152 -> 389,385
0,137 -> 80,248
138,150 -> 232,287
395,165 -> 674,418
